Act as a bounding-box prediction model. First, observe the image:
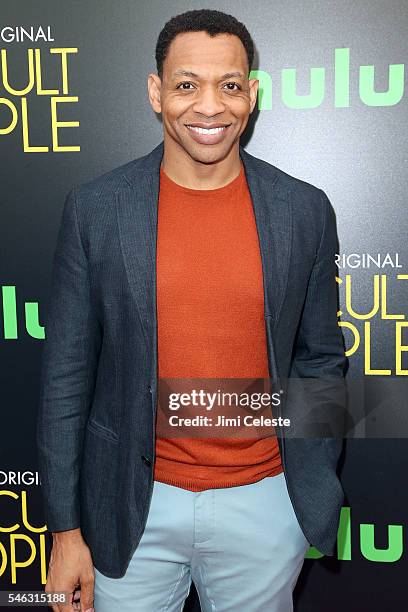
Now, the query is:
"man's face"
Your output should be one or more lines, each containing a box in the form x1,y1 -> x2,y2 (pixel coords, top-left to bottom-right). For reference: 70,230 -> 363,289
148,31 -> 258,165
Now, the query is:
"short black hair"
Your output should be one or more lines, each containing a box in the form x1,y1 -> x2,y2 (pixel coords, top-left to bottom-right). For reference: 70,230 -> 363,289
155,9 -> 255,79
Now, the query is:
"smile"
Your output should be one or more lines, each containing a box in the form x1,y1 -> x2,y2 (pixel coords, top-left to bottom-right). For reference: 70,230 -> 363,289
184,123 -> 231,145
186,125 -> 228,134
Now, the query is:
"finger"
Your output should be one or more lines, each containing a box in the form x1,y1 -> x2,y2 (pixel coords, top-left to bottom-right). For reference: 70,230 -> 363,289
79,579 -> 95,612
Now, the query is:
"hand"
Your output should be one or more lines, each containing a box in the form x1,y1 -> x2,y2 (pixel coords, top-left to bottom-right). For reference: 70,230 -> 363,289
45,528 -> 95,612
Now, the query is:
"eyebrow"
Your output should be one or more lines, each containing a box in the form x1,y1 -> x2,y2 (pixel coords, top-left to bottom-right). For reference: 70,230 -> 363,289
172,70 -> 245,80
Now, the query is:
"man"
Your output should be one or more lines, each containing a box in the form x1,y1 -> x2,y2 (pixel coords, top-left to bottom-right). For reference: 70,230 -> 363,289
37,8 -> 347,612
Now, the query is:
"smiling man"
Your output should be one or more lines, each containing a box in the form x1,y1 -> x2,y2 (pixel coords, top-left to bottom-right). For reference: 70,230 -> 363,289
37,8 -> 347,612
149,26 -> 258,184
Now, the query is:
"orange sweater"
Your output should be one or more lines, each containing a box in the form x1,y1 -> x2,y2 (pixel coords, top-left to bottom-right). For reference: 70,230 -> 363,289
154,161 -> 283,490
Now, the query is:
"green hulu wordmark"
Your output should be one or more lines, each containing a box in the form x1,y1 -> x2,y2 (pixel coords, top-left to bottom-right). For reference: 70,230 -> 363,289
306,507 -> 403,562
250,48 -> 404,109
2,285 -> 44,339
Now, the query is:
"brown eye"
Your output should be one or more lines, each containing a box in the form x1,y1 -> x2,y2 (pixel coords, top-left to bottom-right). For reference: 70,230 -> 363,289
223,82 -> 241,90
176,82 -> 195,90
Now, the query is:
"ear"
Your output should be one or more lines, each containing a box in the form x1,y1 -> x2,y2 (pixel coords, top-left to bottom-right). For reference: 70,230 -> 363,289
248,78 -> 259,114
147,73 -> 162,113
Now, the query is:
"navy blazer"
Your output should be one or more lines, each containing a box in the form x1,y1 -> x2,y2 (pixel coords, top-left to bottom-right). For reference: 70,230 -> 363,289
37,140 -> 348,578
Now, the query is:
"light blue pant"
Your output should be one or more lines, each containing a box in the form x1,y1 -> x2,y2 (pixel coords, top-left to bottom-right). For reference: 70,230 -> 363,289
93,472 -> 310,611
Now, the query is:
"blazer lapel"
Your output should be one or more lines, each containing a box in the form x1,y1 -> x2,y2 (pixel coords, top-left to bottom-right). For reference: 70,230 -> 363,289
116,145 -> 162,353
116,141 -> 292,367
239,145 -> 293,329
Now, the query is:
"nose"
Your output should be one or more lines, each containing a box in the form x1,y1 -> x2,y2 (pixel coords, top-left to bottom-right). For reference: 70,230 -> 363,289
192,84 -> 226,116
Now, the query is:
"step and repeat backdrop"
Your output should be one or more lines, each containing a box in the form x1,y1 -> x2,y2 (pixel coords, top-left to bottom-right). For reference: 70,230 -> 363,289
1,0 -> 407,610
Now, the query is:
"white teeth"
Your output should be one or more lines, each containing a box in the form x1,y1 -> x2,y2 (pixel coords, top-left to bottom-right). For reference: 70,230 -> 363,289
187,125 -> 227,134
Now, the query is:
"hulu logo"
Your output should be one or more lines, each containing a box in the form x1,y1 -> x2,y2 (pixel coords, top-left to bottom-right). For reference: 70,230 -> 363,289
306,507 -> 403,562
1,285 -> 44,339
250,48 -> 404,109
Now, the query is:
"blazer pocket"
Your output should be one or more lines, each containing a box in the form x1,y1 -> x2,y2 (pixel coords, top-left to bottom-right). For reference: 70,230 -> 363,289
86,418 -> 119,444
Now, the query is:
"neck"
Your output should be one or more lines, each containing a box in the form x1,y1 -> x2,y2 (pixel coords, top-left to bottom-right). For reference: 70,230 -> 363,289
161,137 -> 242,190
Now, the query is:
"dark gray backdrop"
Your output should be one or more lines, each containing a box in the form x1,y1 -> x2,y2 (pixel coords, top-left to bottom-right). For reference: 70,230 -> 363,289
1,1 -> 407,609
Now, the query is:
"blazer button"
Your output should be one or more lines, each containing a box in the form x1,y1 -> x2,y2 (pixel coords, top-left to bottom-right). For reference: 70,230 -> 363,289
141,455 -> 152,466
148,385 -> 152,394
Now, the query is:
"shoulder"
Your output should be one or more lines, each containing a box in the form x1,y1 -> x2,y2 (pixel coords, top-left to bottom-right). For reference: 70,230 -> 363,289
73,146 -> 157,202
66,143 -> 163,234
63,144 -> 161,244
241,146 -> 327,200
240,146 -> 333,227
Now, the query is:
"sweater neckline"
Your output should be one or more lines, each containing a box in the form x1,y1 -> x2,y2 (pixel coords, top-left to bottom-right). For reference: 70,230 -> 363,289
159,162 -> 245,196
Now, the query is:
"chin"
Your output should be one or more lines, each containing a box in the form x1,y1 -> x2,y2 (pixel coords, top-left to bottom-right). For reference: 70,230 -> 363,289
187,143 -> 232,165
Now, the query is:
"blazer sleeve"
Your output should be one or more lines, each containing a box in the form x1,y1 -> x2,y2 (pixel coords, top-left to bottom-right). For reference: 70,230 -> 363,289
287,189 -> 348,440
36,187 -> 102,533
